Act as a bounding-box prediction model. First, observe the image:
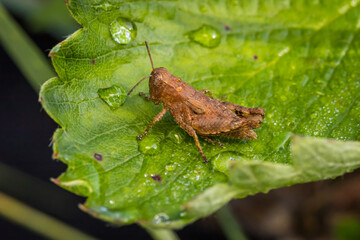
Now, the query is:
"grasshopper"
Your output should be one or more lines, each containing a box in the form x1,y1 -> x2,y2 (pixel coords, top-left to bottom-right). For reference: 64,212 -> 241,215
128,42 -> 265,163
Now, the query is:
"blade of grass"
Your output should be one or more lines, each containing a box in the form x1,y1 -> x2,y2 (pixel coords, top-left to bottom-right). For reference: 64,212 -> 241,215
1,0 -> 41,16
144,227 -> 180,240
216,204 -> 248,240
0,3 -> 54,92
0,191 -> 97,240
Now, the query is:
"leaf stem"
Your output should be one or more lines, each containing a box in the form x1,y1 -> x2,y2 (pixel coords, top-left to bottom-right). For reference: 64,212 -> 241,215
0,191 -> 96,240
144,227 -> 180,240
216,204 -> 248,240
0,3 -> 54,92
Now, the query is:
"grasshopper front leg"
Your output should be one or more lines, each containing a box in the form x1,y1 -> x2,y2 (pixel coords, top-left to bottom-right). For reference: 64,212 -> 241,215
137,108 -> 167,140
139,92 -> 151,101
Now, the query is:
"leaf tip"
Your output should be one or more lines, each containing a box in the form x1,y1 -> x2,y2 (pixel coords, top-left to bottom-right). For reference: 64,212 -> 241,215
50,178 -> 60,185
52,152 -> 59,159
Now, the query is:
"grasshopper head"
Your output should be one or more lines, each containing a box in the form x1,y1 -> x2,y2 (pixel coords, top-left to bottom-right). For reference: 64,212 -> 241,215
149,67 -> 171,103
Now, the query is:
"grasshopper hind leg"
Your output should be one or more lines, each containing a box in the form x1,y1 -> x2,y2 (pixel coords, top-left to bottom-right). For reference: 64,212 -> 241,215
185,127 -> 208,164
170,105 -> 208,164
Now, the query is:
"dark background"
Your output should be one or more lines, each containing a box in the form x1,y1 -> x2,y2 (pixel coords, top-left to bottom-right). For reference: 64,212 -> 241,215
1,2 -> 360,240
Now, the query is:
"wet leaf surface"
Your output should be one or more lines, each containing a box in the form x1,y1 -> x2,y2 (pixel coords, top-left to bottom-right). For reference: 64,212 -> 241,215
40,0 -> 360,228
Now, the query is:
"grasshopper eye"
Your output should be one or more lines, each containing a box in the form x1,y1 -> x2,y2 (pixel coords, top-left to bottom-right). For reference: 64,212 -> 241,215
154,73 -> 162,81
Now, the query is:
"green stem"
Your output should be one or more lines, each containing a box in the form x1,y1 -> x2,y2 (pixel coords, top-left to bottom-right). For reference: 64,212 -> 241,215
144,227 -> 180,240
216,204 -> 248,240
0,3 -> 54,92
0,192 -> 96,240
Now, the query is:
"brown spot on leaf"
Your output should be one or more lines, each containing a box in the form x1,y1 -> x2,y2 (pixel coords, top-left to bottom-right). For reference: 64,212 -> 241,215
94,153 -> 103,161
91,59 -> 95,65
151,174 -> 162,182
224,25 -> 230,31
52,152 -> 58,159
253,55 -> 258,60
49,52 -> 54,58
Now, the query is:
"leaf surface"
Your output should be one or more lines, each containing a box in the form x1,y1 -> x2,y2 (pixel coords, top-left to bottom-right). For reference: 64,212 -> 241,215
40,0 -> 360,227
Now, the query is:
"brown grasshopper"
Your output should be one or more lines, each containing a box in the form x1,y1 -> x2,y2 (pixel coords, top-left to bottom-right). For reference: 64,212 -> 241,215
128,42 -> 265,164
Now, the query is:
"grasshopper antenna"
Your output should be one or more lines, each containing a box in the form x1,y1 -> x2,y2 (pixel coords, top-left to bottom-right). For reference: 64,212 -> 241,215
145,41 -> 154,70
127,41 -> 154,96
127,75 -> 151,96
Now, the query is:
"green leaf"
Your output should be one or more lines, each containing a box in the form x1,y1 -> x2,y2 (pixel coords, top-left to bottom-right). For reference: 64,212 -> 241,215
40,0 -> 360,228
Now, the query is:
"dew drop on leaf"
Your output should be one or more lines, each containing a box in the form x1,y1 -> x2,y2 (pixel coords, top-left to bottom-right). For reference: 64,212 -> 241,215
153,213 -> 169,224
167,127 -> 186,144
97,85 -> 127,110
110,17 -> 137,44
179,211 -> 187,218
138,135 -> 162,155
188,24 -> 222,48
211,152 -> 246,174
165,163 -> 176,171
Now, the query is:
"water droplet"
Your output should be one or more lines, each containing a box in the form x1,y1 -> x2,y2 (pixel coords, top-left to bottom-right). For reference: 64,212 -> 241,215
179,211 -> 187,218
211,152 -> 246,174
110,18 -> 137,44
188,24 -> 222,48
97,85 -> 127,110
138,135 -> 162,155
167,127 -> 186,144
187,170 -> 201,181
153,213 -> 169,224
165,164 -> 176,171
